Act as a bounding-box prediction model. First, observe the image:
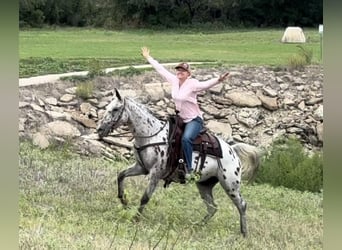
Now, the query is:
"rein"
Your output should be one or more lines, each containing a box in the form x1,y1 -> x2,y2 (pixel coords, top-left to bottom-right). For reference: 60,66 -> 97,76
109,121 -> 168,142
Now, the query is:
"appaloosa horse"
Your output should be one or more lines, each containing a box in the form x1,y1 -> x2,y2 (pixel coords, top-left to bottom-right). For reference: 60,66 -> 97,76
97,89 -> 260,237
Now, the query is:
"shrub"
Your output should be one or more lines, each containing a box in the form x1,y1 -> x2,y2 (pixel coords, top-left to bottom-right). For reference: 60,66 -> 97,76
87,59 -> 105,78
287,54 -> 307,70
296,45 -> 313,64
256,136 -> 323,193
287,45 -> 313,70
75,81 -> 94,99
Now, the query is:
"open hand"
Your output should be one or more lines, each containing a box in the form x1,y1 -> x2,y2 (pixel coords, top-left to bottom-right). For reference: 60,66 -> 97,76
218,72 -> 230,82
141,47 -> 150,59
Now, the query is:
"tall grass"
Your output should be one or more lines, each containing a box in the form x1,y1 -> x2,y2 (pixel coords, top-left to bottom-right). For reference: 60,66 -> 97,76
19,28 -> 322,77
75,81 -> 94,99
287,45 -> 314,70
19,140 -> 323,249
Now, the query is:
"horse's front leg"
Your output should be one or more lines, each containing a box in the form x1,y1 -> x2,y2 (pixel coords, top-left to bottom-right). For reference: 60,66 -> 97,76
117,162 -> 147,207
196,178 -> 219,223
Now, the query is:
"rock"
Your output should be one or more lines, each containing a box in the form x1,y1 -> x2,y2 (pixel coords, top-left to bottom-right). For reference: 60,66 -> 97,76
283,98 -> 295,106
45,110 -> 67,120
65,87 -> 77,94
263,87 -> 278,97
41,121 -> 81,137
224,91 -> 261,107
306,97 -> 323,105
297,100 -> 305,111
206,120 -> 232,139
209,83 -> 224,94
32,132 -> 50,149
45,97 -> 58,105
212,95 -> 233,105
30,103 -> 45,112
19,102 -> 30,108
19,118 -> 26,132
102,136 -> 133,149
144,83 -> 165,102
71,111 -> 97,128
316,122 -> 323,142
60,94 -> 75,102
80,102 -> 98,118
313,105 -> 323,121
256,90 -> 278,111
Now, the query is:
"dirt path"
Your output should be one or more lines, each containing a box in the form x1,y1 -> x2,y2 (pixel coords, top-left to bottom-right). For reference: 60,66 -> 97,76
19,62 -> 212,87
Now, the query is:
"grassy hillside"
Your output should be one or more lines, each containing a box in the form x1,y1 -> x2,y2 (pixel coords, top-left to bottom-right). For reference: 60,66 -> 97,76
19,28 -> 322,77
19,141 -> 323,249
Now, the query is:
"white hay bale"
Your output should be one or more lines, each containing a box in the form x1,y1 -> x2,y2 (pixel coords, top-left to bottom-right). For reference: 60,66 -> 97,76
281,27 -> 306,43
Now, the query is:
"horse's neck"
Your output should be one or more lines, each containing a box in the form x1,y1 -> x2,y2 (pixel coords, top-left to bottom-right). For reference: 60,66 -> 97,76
126,98 -> 166,139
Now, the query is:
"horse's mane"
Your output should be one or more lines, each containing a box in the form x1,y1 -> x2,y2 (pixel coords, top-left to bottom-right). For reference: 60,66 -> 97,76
126,97 -> 168,121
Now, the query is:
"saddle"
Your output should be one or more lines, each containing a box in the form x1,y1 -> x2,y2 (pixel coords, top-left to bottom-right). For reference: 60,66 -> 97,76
163,114 -> 222,187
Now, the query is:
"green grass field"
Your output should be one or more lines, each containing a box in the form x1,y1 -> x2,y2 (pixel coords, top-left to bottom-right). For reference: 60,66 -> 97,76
19,141 -> 323,249
19,28 -> 322,77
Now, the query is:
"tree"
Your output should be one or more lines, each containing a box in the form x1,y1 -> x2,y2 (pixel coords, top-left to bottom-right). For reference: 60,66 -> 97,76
19,0 -> 323,28
20,0 -> 46,27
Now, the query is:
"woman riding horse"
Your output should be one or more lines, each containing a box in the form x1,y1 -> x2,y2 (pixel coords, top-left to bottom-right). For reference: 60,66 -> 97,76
141,47 -> 230,180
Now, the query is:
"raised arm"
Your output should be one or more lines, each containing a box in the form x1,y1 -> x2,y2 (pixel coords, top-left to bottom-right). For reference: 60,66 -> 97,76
195,72 -> 230,91
141,47 -> 178,84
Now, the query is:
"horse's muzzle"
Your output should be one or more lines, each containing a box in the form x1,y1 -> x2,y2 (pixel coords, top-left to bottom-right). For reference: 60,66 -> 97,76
97,126 -> 109,139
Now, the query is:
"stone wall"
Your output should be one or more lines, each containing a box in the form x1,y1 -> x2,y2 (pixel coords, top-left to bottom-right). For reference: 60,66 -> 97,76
19,65 -> 323,158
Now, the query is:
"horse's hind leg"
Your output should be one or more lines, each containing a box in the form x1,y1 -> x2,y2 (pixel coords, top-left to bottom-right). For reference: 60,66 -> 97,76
196,177 -> 219,223
219,177 -> 247,237
117,162 -> 147,206
230,189 -> 247,237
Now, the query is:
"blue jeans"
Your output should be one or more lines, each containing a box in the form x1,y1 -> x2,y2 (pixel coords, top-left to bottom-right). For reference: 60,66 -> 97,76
181,116 -> 203,172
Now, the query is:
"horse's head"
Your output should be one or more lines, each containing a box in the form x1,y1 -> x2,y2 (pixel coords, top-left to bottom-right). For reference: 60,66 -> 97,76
97,89 -> 129,138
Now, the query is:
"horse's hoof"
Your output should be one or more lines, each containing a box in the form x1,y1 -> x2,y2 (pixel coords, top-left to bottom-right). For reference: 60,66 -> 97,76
133,213 -> 141,222
118,194 -> 128,207
120,200 -> 128,207
241,227 -> 248,237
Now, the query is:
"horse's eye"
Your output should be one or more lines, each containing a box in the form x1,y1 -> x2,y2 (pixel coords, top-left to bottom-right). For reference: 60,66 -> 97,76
112,108 -> 119,113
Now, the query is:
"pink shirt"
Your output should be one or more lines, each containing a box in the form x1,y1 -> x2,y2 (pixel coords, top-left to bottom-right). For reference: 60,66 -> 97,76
147,57 -> 221,123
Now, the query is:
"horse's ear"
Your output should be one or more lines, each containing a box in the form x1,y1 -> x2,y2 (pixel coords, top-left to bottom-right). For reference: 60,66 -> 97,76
114,88 -> 122,101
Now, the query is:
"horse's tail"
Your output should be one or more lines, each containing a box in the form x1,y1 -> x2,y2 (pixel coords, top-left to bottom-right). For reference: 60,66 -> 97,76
231,142 -> 261,184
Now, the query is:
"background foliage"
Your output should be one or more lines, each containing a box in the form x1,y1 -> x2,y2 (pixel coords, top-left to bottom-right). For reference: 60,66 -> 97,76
256,136 -> 323,193
19,0 -> 323,29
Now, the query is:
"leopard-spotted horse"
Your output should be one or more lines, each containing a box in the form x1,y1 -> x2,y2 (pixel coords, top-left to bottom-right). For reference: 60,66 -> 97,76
97,89 -> 261,237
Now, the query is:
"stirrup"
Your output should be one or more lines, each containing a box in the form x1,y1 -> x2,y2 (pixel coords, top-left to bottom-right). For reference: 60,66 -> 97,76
178,159 -> 187,171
